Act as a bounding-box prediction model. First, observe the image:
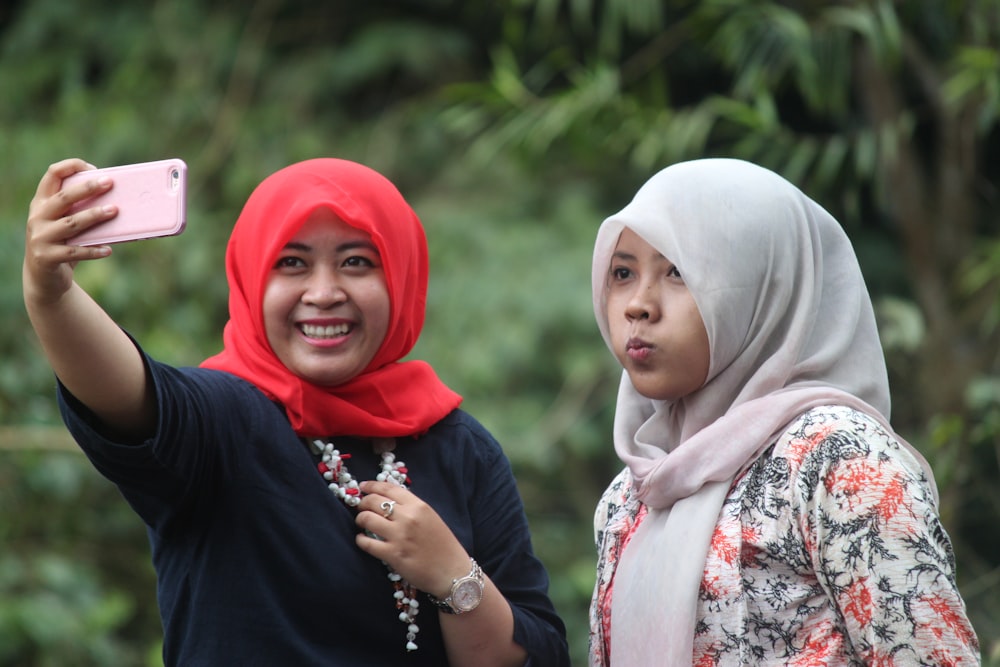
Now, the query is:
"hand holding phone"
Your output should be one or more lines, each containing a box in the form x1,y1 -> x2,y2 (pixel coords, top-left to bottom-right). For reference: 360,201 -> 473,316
64,158 -> 187,246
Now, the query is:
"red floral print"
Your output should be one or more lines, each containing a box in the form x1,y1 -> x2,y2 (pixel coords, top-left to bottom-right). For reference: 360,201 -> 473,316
589,406 -> 981,666
841,578 -> 873,626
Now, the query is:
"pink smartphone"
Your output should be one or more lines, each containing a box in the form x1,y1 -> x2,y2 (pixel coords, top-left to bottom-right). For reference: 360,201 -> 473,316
64,158 -> 188,246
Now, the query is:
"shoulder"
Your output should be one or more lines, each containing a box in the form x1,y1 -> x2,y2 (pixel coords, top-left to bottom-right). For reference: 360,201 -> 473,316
406,409 -> 517,492
163,361 -> 264,393
780,403 -> 884,438
151,360 -> 275,409
775,405 -> 915,468
772,404 -> 935,507
146,361 -> 287,447
428,408 -> 496,439
594,467 -> 635,539
422,409 -> 504,457
599,467 -> 634,505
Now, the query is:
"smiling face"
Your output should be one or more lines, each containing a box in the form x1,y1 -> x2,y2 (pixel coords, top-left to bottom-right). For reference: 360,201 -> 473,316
605,227 -> 710,401
262,208 -> 390,387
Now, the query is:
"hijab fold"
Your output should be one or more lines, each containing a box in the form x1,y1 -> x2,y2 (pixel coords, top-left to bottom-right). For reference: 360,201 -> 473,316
202,158 -> 461,438
591,159 -> 933,665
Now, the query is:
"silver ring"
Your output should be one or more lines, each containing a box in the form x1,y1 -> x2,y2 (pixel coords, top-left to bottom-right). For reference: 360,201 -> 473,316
380,500 -> 396,519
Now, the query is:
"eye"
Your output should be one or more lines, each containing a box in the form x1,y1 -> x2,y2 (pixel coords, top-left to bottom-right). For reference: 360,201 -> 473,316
610,265 -> 633,281
274,255 -> 306,270
343,255 -> 377,269
667,265 -> 682,279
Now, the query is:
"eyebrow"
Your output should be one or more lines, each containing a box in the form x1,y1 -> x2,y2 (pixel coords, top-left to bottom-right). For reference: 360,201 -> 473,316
281,239 -> 379,253
611,249 -> 668,262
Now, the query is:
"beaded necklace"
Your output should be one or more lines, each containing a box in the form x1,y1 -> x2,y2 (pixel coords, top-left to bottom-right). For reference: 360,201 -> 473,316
309,437 -> 421,652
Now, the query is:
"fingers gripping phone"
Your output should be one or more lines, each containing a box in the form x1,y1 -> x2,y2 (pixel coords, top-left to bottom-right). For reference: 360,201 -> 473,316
65,158 -> 188,246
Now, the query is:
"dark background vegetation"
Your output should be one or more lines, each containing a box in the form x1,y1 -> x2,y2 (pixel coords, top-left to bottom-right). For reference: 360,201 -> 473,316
1,0 -> 997,664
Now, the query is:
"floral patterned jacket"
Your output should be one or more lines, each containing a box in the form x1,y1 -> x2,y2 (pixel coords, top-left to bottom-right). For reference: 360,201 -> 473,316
589,405 -> 981,666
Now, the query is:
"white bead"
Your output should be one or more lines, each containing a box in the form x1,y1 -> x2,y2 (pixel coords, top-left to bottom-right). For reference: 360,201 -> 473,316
312,439 -> 418,653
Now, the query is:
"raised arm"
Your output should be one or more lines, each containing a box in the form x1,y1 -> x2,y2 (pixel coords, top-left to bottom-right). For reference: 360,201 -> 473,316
22,158 -> 156,440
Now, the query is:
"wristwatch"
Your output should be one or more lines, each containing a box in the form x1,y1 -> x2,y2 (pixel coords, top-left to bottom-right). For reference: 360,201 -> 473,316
428,558 -> 485,614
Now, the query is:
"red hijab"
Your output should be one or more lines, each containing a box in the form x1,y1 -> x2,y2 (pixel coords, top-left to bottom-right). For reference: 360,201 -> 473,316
201,158 -> 462,438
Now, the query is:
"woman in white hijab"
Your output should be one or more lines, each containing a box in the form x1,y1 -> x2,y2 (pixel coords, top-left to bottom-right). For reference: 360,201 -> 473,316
588,159 -> 980,665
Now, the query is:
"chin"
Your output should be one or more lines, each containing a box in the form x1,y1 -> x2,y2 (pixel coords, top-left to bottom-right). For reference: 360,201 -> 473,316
628,379 -> 679,402
288,366 -> 349,387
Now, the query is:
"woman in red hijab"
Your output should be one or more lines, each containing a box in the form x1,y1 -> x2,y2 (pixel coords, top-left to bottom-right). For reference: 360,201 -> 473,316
23,157 -> 570,667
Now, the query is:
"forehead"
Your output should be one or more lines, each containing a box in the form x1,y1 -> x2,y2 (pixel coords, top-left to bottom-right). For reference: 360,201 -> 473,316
287,208 -> 374,245
613,227 -> 671,263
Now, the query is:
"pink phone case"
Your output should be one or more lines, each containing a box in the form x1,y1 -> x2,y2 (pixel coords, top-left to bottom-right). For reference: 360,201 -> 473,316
65,158 -> 188,246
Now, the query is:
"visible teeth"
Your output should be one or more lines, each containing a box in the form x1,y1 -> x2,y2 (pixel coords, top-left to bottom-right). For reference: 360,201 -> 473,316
301,323 -> 350,338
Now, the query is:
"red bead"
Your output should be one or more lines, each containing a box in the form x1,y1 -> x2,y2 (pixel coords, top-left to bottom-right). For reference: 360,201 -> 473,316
318,462 -> 329,474
345,487 -> 360,495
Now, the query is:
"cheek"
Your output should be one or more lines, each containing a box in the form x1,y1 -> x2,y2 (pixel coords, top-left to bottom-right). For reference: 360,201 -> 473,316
261,281 -> 291,344
361,282 -> 392,346
606,318 -> 629,360
372,305 -> 391,345
369,282 -> 391,322
605,293 -> 626,336
685,304 -> 711,381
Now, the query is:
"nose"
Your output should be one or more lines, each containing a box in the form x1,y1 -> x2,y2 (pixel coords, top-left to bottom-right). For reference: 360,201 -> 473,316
624,281 -> 658,321
302,267 -> 347,308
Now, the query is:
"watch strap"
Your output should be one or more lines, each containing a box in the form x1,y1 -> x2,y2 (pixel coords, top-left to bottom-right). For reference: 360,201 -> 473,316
427,558 -> 483,614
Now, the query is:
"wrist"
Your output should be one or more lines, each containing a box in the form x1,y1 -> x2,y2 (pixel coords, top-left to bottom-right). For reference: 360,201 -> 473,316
429,555 -> 473,599
427,557 -> 485,615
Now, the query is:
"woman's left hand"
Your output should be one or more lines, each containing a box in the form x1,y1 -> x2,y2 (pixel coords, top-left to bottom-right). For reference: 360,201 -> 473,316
358,481 -> 530,667
355,480 -> 472,598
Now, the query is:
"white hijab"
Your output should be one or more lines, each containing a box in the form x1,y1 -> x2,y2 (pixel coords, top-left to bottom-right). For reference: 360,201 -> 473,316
591,158 -> 933,665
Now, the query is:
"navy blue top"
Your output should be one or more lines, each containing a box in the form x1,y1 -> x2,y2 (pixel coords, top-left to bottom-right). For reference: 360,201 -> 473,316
58,352 -> 569,666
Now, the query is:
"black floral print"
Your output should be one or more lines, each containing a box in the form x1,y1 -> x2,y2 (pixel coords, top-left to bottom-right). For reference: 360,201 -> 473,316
590,406 -> 981,666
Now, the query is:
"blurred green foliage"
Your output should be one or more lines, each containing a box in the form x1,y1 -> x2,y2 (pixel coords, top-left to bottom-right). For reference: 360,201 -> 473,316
2,0 -> 999,665
0,443 -> 158,666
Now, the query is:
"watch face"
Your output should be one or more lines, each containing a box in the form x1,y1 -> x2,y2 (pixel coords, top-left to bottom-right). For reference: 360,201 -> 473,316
452,578 -> 483,612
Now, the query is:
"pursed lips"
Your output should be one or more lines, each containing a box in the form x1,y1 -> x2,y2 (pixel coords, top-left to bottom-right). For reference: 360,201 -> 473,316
625,336 -> 653,361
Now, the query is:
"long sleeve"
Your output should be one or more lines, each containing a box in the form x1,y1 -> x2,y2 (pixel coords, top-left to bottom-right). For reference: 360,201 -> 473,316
797,415 -> 981,663
689,405 -> 982,664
